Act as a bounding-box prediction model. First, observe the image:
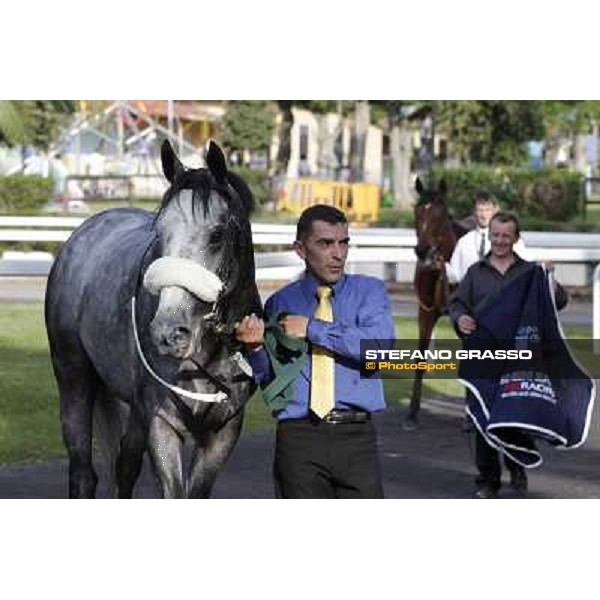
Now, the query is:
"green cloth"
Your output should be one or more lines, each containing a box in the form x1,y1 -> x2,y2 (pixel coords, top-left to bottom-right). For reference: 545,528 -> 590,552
260,315 -> 308,411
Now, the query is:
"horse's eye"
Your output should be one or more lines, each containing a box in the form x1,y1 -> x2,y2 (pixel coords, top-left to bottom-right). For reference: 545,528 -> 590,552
209,229 -> 224,247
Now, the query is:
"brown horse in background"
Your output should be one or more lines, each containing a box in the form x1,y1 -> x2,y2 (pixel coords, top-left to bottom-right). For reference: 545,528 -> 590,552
403,178 -> 473,430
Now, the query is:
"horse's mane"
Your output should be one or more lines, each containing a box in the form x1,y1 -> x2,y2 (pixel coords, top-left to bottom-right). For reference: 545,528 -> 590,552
451,215 -> 477,239
156,168 -> 255,221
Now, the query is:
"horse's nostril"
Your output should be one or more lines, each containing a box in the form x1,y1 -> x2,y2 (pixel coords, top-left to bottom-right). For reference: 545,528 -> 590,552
169,327 -> 191,348
154,325 -> 192,356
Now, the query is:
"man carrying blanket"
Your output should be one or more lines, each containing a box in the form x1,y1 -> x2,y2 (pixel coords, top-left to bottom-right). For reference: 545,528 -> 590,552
449,212 -> 593,499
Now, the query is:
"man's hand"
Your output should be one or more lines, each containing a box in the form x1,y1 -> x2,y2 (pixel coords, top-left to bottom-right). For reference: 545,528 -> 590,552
279,315 -> 308,339
235,314 -> 265,349
457,314 -> 477,335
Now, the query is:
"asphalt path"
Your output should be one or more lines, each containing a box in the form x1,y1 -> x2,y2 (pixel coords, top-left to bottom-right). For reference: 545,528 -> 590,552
1,400 -> 600,499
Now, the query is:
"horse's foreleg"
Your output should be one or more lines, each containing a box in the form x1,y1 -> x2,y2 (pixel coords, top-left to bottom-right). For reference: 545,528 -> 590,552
186,411 -> 244,499
55,360 -> 100,498
147,414 -> 185,499
405,309 -> 440,430
115,401 -> 153,499
61,389 -> 99,498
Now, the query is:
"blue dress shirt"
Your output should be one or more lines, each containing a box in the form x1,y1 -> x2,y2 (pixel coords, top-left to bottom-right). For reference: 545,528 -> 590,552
246,272 -> 395,420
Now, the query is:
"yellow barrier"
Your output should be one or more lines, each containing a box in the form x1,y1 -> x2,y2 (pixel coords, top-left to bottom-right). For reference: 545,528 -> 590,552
277,178 -> 380,222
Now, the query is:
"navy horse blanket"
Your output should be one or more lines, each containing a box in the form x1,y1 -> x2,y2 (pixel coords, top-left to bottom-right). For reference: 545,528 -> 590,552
459,265 -> 595,468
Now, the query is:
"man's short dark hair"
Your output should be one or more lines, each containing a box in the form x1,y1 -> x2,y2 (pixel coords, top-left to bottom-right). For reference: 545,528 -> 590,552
490,211 -> 520,236
473,191 -> 498,207
296,204 -> 347,241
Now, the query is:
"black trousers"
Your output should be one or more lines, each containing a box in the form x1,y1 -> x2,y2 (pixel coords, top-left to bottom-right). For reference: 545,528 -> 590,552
274,418 -> 384,499
475,431 -> 525,491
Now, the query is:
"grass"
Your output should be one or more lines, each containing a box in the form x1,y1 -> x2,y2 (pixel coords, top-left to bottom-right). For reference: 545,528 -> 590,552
0,304 -> 63,464
0,302 -> 277,465
0,304 -> 593,465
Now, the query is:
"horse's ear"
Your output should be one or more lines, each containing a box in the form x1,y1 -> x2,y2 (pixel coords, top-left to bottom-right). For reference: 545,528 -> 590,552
415,177 -> 424,194
161,139 -> 184,183
439,179 -> 448,196
206,140 -> 228,184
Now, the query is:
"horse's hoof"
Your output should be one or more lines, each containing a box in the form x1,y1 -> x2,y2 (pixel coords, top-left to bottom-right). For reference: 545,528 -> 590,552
402,416 -> 420,432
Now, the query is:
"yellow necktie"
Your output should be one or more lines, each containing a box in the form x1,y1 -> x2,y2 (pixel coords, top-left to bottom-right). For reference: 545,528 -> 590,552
311,286 -> 335,419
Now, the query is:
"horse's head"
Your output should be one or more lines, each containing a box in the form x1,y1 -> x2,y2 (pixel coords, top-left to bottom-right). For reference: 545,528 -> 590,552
413,178 -> 454,267
145,140 -> 256,359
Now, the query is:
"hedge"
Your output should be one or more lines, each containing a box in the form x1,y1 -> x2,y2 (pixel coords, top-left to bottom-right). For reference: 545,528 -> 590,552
0,175 -> 53,213
431,166 -> 583,222
232,168 -> 271,206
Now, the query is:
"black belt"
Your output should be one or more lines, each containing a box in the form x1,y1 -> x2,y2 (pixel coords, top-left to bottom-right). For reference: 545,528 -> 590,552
281,409 -> 372,425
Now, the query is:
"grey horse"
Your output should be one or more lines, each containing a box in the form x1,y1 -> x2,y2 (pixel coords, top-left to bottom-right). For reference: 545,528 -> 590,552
45,140 -> 262,498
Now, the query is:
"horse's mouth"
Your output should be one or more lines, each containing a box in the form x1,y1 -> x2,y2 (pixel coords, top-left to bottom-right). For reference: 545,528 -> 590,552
157,345 -> 189,360
417,257 -> 432,268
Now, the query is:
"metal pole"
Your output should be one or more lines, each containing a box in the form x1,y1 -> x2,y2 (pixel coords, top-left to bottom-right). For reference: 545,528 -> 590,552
167,100 -> 174,140
116,105 -> 124,173
594,262 -> 600,353
336,100 -> 343,181
429,100 -> 436,184
124,102 -> 197,154
75,129 -> 81,175
177,118 -> 184,156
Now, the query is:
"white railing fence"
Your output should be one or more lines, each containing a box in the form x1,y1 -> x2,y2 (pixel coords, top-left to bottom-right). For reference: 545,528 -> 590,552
2,216 -> 600,277
594,263 -> 600,353
2,216 -> 599,344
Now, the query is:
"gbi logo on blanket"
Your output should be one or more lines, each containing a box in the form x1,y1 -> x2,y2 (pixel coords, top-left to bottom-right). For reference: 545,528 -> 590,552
515,325 -> 541,349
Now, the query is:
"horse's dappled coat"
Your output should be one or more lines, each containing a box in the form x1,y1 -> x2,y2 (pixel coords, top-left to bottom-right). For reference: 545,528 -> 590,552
45,140 -> 262,499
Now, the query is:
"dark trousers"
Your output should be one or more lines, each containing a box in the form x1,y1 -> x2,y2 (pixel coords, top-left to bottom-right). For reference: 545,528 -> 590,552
475,431 -> 525,491
274,419 -> 384,498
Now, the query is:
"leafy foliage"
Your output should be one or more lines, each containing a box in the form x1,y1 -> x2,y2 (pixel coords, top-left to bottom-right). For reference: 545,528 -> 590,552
0,175 -> 53,212
218,101 -> 277,155
540,100 -> 600,134
232,167 -> 271,205
436,101 -> 545,165
432,165 -> 583,221
0,101 -> 75,150
0,101 -> 28,145
293,100 -> 354,116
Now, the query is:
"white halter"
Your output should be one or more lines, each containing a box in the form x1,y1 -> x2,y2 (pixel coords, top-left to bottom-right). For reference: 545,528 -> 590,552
131,256 -> 252,403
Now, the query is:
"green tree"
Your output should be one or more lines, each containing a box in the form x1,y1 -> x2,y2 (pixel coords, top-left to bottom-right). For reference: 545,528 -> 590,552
539,101 -> 600,171
0,100 -> 28,146
19,100 -> 76,151
436,100 -> 545,166
274,100 -> 293,176
0,100 -> 75,151
372,101 -> 432,207
218,101 -> 276,164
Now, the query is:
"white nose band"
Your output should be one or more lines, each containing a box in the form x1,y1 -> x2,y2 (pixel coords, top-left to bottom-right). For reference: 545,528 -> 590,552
143,256 -> 223,302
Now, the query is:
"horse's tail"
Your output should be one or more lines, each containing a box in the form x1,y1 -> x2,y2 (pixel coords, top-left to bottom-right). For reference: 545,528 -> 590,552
93,392 -> 127,498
